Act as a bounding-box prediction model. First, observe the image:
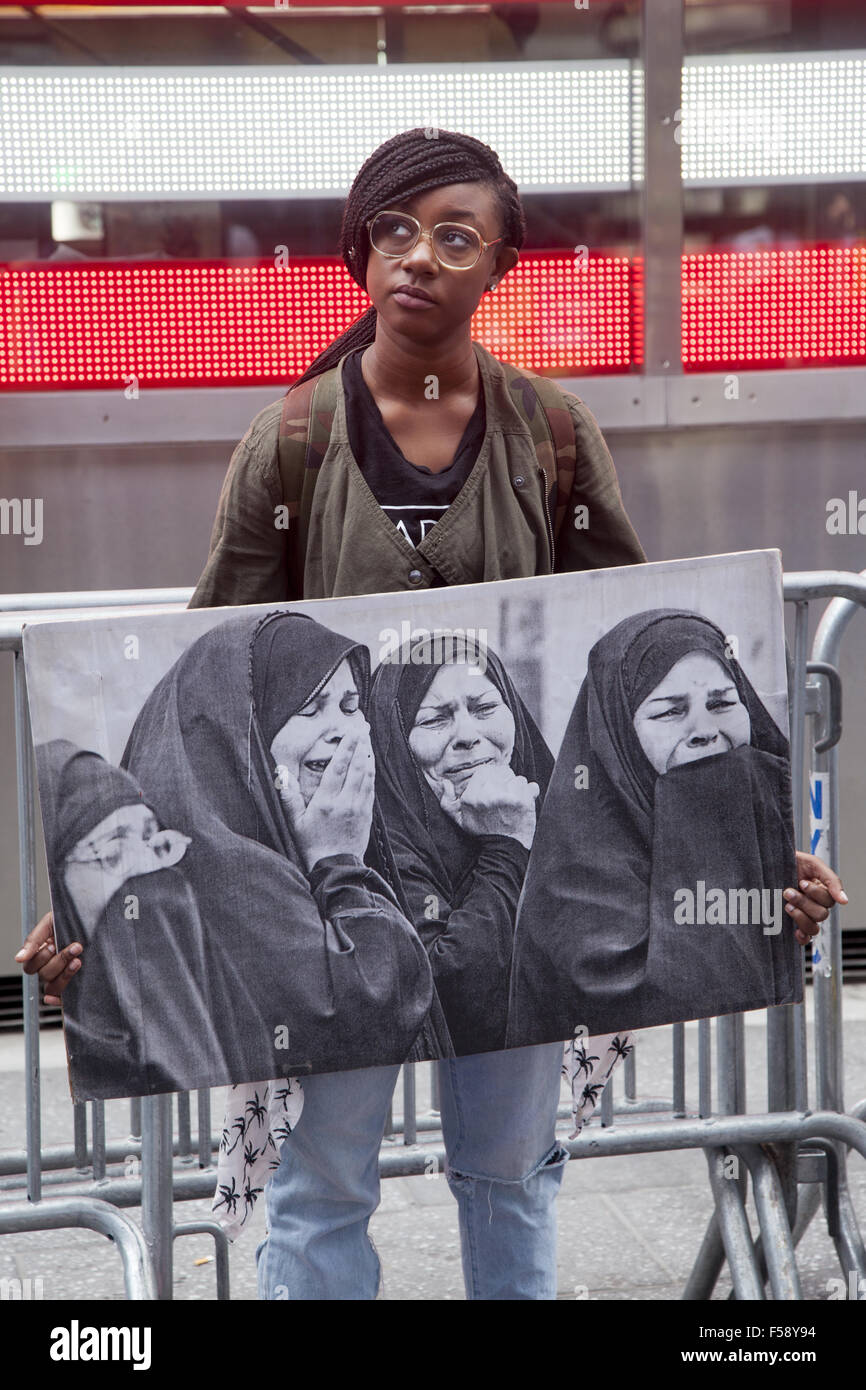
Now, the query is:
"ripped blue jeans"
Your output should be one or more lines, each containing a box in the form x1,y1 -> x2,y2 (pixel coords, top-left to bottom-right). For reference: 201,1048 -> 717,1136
256,1041 -> 568,1300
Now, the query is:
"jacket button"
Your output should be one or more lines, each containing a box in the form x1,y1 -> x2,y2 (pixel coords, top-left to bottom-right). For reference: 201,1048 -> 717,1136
407,568 -> 423,585
512,474 -> 526,488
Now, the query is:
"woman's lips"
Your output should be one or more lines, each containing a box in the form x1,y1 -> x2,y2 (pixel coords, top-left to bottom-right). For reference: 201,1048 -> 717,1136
392,289 -> 436,309
305,757 -> 332,772
444,757 -> 493,781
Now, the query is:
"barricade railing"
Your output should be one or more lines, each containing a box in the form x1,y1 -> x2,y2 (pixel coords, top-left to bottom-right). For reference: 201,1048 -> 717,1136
0,575 -> 864,1301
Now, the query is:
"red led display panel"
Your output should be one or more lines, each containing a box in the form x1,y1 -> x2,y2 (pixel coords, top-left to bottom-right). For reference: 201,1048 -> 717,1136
0,253 -> 635,391
683,247 -> 866,370
1,247 -> 864,390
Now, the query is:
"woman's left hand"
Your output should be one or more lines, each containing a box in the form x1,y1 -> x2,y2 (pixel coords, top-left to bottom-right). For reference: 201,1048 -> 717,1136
785,850 -> 848,946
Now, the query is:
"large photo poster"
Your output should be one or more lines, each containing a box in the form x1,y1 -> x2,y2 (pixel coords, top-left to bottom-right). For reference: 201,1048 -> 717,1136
23,548 -> 801,1102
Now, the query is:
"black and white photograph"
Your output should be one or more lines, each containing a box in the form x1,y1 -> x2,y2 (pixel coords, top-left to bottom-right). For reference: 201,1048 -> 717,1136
505,604 -> 800,1048
24,546 -> 800,1103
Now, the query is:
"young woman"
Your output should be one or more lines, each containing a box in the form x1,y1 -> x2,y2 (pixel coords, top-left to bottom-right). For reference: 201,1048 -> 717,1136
21,128 -> 844,1301
506,609 -> 807,1049
367,629 -> 554,1056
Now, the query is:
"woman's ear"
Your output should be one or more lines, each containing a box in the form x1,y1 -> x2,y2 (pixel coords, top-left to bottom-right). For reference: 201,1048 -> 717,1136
488,246 -> 519,292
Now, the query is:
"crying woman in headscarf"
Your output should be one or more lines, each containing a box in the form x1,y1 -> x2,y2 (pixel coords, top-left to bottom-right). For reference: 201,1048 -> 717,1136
505,608 -> 802,1050
367,629 -> 555,1056
119,608 -> 437,1085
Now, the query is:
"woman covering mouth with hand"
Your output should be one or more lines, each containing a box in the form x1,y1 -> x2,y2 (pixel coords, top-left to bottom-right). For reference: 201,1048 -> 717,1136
368,630 -> 554,1056
117,608 -> 436,1087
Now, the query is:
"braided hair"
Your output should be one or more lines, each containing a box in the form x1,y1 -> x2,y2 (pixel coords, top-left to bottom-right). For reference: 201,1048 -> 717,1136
290,127 -> 526,388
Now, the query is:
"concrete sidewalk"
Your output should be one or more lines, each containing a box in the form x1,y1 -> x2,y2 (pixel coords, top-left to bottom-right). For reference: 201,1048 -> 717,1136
1,986 -> 865,1301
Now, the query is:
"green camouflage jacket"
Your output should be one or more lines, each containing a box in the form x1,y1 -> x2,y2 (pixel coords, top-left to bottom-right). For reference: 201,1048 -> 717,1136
188,340 -> 646,608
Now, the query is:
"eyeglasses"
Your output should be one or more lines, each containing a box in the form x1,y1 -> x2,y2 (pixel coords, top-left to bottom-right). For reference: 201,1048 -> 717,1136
366,209 -> 504,270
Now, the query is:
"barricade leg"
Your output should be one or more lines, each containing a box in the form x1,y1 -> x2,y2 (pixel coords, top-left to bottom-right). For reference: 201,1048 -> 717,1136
737,1144 -> 802,1299
704,1148 -> 765,1300
682,1215 -> 726,1301
0,1197 -> 157,1299
174,1220 -> 231,1299
141,1093 -> 174,1299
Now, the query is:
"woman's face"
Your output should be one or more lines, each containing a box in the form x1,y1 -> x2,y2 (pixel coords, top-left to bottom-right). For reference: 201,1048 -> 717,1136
66,803 -> 189,876
632,651 -> 752,775
363,181 -> 519,341
408,664 -> 515,797
270,657 -> 365,806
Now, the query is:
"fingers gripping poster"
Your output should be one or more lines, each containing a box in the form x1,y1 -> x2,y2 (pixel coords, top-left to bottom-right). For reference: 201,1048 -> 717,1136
24,549 -> 801,1106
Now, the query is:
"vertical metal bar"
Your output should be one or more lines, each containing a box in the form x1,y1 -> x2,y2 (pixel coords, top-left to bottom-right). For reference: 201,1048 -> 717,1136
402,1064 -> 417,1147
73,1102 -> 88,1171
716,1015 -> 737,1115
671,1023 -> 685,1116
698,1018 -> 712,1118
789,601 -> 809,845
14,649 -> 41,1203
717,1013 -> 747,1115
141,1093 -> 174,1300
430,1060 -> 440,1114
640,0 -> 684,376
90,1100 -> 106,1182
767,1006 -> 796,1112
809,662 -> 850,1274
624,1042 -> 637,1102
768,601 -> 810,1115
734,1013 -> 747,1113
814,740 -> 843,1113
197,1089 -> 211,1168
693,1014 -> 750,1299
600,1076 -> 614,1126
784,603 -> 807,1109
130,1096 -> 142,1140
793,979 -> 809,1112
177,1092 -> 191,1159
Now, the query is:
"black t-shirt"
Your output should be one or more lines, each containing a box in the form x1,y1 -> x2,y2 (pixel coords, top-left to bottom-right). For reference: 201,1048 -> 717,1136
342,347 -> 486,562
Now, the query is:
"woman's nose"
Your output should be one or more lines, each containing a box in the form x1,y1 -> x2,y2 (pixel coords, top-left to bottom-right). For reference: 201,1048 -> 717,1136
323,714 -> 354,742
400,234 -> 439,275
685,714 -> 720,746
450,708 -> 480,747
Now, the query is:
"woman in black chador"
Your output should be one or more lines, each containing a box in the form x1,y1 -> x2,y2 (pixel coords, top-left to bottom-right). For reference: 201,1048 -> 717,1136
368,630 -> 555,1055
120,608 -> 437,1085
505,608 -> 800,1046
36,739 -> 224,1099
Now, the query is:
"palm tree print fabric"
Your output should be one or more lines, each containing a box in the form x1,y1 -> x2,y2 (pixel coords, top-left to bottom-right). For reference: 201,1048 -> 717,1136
213,1077 -> 305,1239
563,1032 -> 635,1138
211,1032 -> 636,1238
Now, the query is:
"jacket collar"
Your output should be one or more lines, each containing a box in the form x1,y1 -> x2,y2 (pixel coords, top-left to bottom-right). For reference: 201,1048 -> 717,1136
328,339 -> 534,444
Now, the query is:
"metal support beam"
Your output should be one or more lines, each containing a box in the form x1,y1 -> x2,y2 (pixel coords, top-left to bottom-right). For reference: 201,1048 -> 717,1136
640,0 -> 683,376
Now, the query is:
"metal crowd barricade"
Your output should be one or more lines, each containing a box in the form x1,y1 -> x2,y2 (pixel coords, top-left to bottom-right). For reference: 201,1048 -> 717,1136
0,574 -> 865,1301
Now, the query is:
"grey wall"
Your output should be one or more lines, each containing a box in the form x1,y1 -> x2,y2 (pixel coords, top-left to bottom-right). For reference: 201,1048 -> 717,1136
0,410 -> 863,969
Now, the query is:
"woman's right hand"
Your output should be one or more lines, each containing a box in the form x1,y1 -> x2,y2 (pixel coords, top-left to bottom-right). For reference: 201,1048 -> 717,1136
278,724 -> 375,872
438,763 -> 539,850
15,911 -> 82,1007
